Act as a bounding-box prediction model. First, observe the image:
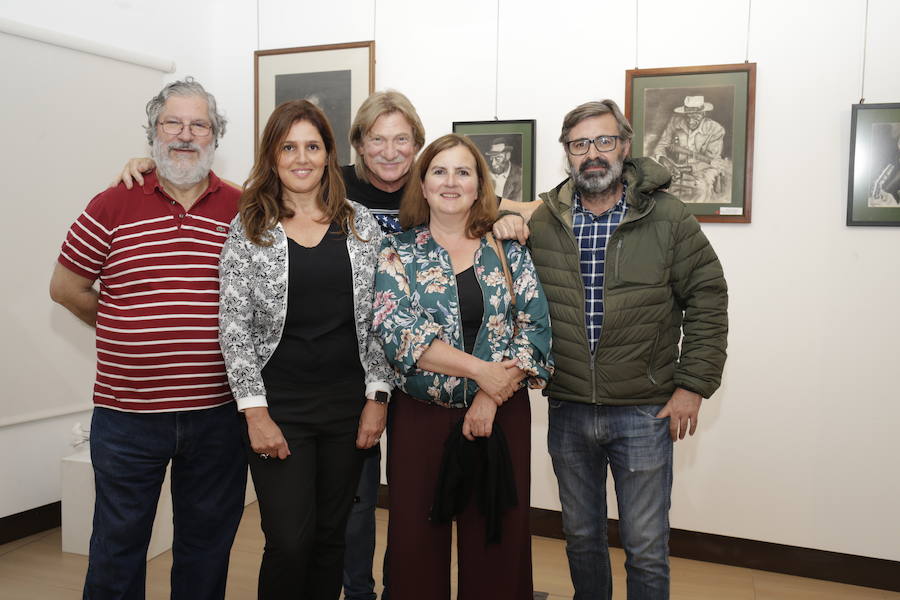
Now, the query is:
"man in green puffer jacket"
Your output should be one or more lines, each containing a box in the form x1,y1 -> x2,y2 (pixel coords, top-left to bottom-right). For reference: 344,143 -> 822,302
495,99 -> 728,599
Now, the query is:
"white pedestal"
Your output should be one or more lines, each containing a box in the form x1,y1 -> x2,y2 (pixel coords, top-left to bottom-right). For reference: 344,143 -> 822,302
61,447 -> 173,559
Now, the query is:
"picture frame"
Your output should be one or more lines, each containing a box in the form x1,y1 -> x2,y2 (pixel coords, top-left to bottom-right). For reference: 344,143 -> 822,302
452,120 -> 536,204
255,41 -> 375,166
847,102 -> 900,226
625,63 -> 756,223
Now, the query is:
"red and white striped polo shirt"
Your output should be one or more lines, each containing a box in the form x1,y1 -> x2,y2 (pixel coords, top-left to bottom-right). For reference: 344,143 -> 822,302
58,171 -> 239,413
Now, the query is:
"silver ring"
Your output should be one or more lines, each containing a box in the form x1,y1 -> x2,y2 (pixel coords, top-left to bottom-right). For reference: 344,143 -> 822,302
259,453 -> 270,460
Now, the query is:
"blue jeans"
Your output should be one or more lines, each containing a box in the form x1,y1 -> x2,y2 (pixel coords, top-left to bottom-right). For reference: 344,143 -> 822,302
548,400 -> 673,600
342,445 -> 381,600
84,404 -> 247,600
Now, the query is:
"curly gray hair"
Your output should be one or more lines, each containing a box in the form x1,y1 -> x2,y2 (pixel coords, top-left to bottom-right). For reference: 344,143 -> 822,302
144,77 -> 226,146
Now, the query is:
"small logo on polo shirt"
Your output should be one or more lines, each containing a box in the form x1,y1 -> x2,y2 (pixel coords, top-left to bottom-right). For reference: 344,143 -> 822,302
216,226 -> 227,232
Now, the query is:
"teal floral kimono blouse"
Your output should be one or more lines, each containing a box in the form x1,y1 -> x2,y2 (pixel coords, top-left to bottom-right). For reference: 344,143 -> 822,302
373,225 -> 554,408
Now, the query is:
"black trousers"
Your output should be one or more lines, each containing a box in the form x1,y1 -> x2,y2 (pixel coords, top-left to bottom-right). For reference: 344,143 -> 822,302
246,397 -> 365,600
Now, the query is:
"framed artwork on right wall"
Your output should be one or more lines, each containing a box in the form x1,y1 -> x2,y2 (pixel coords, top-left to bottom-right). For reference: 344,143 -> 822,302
847,102 -> 900,227
626,62 -> 756,223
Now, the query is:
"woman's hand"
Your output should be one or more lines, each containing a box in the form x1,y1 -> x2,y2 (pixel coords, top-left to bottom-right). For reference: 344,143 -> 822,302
473,358 -> 521,404
463,391 -> 498,441
356,399 -> 388,449
245,407 -> 290,459
491,367 -> 528,406
108,157 -> 156,189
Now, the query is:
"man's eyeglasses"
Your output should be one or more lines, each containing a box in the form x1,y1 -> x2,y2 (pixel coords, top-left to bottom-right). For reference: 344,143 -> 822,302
159,119 -> 213,137
565,135 -> 620,155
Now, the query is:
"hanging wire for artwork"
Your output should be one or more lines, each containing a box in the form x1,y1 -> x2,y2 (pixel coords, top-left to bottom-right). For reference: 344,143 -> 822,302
494,0 -> 501,120
744,0 -> 752,63
859,0 -> 869,103
634,0 -> 639,69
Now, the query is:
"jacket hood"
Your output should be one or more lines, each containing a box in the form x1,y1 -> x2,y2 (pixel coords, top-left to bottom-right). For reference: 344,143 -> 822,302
541,156 -> 672,215
623,156 -> 671,197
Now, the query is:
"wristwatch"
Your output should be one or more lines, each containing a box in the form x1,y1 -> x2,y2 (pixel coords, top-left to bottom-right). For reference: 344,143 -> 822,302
372,390 -> 389,405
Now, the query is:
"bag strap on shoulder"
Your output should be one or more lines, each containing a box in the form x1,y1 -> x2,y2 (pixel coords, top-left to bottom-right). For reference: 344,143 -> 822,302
485,233 -> 515,308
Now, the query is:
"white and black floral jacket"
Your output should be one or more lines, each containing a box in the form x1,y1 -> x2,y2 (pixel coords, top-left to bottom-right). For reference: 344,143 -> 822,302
219,201 -> 393,410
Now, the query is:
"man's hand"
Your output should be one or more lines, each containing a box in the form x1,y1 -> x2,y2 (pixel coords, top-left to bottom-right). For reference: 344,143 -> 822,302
462,391 -> 498,441
492,213 -> 529,244
657,387 -> 703,441
356,399 -> 388,449
108,157 -> 156,189
244,407 -> 290,459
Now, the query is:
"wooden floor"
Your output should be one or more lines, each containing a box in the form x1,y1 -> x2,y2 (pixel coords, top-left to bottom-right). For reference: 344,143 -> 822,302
0,503 -> 896,599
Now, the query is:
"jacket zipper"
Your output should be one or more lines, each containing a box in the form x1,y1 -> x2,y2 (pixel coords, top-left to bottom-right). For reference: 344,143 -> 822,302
592,200 -> 656,399
544,193 -> 602,404
543,188 -> 656,404
614,238 -> 623,282
647,328 -> 660,385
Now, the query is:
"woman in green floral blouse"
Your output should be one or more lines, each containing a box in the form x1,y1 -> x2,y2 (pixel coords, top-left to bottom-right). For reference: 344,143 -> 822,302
373,133 -> 553,599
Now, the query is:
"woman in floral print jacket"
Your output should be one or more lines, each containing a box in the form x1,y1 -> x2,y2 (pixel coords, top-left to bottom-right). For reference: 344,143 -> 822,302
373,134 -> 553,600
218,100 -> 392,599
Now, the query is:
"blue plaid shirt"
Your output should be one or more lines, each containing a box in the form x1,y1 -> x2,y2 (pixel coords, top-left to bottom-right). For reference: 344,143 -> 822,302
572,187 -> 627,353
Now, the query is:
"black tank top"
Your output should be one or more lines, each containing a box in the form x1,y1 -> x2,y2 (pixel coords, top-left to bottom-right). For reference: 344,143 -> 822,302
455,266 -> 483,354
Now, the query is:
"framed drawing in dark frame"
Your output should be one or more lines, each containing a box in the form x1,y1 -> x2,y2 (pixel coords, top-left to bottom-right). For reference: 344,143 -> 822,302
625,63 -> 756,223
847,102 -> 900,226
255,41 -> 375,165
452,120 -> 536,204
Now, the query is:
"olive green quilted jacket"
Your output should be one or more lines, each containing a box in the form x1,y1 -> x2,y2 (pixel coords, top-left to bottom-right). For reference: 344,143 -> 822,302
529,157 -> 728,405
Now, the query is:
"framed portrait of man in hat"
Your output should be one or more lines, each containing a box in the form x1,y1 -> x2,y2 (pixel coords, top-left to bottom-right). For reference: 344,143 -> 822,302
625,63 -> 756,223
453,119 -> 536,205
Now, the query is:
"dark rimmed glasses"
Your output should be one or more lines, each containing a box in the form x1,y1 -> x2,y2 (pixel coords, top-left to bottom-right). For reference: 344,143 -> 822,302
565,135 -> 620,155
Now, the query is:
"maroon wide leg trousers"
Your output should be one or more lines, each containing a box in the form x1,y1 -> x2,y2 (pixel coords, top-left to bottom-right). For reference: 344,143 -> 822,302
386,388 -> 533,600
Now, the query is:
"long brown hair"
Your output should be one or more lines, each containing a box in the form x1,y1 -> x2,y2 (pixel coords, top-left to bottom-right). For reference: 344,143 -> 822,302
399,133 -> 497,238
240,99 -> 357,246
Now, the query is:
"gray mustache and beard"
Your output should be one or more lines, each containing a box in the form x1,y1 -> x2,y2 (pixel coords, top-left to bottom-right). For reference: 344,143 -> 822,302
152,140 -> 215,187
571,155 -> 623,195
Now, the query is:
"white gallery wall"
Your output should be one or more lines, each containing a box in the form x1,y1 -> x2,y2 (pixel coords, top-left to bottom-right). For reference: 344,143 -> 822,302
1,0 -> 897,565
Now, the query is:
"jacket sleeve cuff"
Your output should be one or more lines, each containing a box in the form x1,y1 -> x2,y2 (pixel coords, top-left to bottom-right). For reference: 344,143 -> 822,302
497,209 -> 524,221
397,322 -> 444,375
365,381 -> 392,399
677,384 -> 705,397
235,394 -> 268,412
673,376 -> 712,399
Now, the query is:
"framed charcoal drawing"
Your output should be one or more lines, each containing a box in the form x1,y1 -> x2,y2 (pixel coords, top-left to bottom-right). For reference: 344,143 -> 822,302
452,120 -> 536,203
625,63 -> 756,223
847,102 -> 900,226
255,41 -> 375,165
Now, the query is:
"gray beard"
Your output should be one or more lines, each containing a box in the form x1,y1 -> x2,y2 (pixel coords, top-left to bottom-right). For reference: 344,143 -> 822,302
152,140 -> 214,187
571,156 -> 623,196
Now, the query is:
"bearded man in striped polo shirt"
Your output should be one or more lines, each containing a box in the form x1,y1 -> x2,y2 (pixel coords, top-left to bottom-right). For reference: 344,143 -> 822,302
50,78 -> 246,599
